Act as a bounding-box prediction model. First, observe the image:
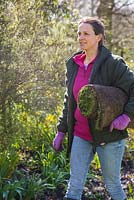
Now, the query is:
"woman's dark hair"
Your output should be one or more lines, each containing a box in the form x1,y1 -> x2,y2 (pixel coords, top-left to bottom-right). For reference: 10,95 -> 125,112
79,17 -> 105,46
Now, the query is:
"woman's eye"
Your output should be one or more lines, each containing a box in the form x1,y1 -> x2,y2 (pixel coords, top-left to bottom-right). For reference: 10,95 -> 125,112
84,32 -> 90,35
77,32 -> 90,36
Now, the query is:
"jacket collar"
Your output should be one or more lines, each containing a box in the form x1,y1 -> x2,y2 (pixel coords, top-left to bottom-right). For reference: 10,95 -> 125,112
89,45 -> 111,83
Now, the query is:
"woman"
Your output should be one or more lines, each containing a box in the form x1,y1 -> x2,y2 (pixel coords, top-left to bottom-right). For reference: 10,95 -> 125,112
53,17 -> 134,200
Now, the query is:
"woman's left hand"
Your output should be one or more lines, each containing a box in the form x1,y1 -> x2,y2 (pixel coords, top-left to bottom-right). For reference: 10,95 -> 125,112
110,114 -> 130,132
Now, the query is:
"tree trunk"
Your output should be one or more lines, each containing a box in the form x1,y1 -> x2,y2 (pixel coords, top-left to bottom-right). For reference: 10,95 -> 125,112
97,0 -> 114,50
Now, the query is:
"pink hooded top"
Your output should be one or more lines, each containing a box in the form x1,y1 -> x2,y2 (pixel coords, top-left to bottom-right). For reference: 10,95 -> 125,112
73,53 -> 96,141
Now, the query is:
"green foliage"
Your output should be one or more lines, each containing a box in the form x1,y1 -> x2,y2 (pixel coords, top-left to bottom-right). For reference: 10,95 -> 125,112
0,150 -> 18,180
22,175 -> 46,200
0,180 -> 23,200
91,154 -> 100,170
41,150 -> 69,190
84,193 -> 105,200
35,0 -> 73,21
0,0 -> 77,153
14,106 -> 57,151
0,150 -> 21,200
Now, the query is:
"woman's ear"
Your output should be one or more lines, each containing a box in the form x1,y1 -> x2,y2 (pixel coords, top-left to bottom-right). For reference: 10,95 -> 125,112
97,33 -> 103,43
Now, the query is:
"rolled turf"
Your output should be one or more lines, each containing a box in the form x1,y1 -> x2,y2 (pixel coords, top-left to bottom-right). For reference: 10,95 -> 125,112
78,84 -> 134,131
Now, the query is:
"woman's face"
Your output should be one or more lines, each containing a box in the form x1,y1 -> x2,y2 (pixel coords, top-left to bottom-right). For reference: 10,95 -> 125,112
77,23 -> 102,51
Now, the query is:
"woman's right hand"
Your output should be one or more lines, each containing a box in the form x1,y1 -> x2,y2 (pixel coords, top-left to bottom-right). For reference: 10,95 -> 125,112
53,132 -> 65,152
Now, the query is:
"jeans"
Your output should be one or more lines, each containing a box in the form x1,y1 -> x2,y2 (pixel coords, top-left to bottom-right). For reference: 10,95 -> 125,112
65,136 -> 126,200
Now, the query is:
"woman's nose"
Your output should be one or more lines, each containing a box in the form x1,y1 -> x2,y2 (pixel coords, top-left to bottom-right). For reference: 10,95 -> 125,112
78,34 -> 84,40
